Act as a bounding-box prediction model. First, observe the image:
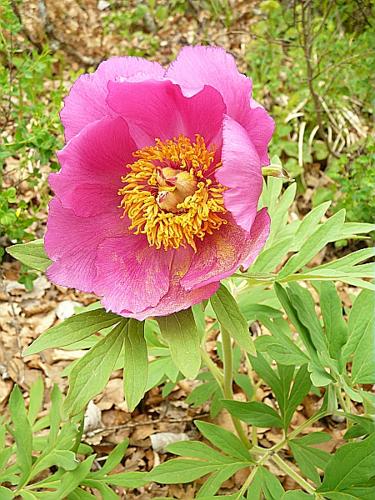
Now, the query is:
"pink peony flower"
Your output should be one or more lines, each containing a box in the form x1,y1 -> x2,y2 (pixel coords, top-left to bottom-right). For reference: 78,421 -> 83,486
46,46 -> 274,320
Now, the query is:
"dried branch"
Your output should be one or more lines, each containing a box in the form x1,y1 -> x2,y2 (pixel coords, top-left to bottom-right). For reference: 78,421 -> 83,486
299,0 -> 339,158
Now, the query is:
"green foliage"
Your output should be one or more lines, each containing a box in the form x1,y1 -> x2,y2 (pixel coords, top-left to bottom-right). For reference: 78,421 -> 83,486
246,0 -> 374,222
6,148 -> 375,497
0,381 -> 147,497
0,0 -> 75,245
157,308 -> 201,378
6,239 -> 51,272
318,433 -> 375,497
23,307 -> 121,355
123,319 -> 148,411
326,140 -> 375,223
149,420 -> 252,494
211,284 -> 256,355
145,176 -> 374,496
64,320 -> 128,416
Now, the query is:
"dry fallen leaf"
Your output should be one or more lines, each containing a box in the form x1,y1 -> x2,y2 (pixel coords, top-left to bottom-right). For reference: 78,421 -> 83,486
150,432 -> 189,453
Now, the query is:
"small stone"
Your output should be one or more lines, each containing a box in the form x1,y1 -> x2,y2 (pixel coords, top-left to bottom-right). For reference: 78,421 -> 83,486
55,300 -> 81,320
150,432 -> 189,453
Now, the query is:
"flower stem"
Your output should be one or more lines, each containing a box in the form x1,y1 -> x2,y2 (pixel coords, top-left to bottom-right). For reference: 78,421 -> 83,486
221,328 -> 251,449
245,352 -> 258,445
221,328 -> 234,400
73,412 -> 85,453
236,465 -> 259,499
200,347 -> 224,387
271,454 -> 316,494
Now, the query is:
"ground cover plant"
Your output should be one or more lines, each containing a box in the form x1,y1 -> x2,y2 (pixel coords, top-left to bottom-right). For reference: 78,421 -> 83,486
5,175 -> 375,498
1,0 -> 374,498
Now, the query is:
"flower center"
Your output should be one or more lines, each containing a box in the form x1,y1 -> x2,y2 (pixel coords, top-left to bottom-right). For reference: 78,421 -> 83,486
119,134 -> 227,251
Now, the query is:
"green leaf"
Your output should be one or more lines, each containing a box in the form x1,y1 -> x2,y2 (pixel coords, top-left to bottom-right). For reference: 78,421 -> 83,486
24,308 -> 121,356
255,466 -> 285,499
157,308 -> 201,379
249,352 -> 284,402
48,384 -> 63,446
275,284 -> 333,386
210,284 -> 255,355
223,401 -> 283,428
30,450 -> 79,479
281,364 -> 311,429
290,437 -> 330,485
322,482 -> 375,499
28,376 -> 44,425
103,471 -> 148,488
81,478 -> 118,499
0,447 -> 12,472
64,320 -> 127,416
318,433 -> 375,493
313,248 -> 375,272
19,493 -> 39,500
53,455 -> 96,498
343,290 -> 375,384
255,336 -> 308,366
123,319 -> 148,411
297,432 -> 332,446
269,183 -> 297,240
344,415 -> 375,439
275,364 -> 294,428
340,222 -> 375,238
278,210 -> 346,278
256,316 -> 309,366
194,420 -> 252,461
286,283 -> 327,354
262,176 -> 283,213
8,385 -> 33,487
91,440 -> 129,477
167,440 -> 235,464
145,358 -> 167,391
186,381 -> 218,407
6,239 -> 51,271
274,283 -> 318,361
0,487 -> 14,500
238,302 -> 283,323
149,458 -> 222,483
68,488 -> 97,500
193,303 -> 207,341
197,463 -> 249,497
282,491 -> 313,499
235,373 -> 255,400
319,282 -> 348,363
252,236 -> 294,273
293,201 -> 331,249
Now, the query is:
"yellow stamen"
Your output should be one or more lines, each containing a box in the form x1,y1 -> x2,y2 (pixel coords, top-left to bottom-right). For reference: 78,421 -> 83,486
119,134 -> 227,251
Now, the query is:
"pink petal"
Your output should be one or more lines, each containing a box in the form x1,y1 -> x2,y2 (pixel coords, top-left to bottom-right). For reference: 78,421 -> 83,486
216,115 -> 263,233
61,57 -> 165,141
181,209 -> 270,290
106,79 -> 225,149
45,198 -> 126,292
117,247 -> 219,320
50,116 -> 136,217
95,236 -> 173,315
165,45 -> 274,164
242,104 -> 275,166
166,45 -> 251,121
240,208 -> 271,268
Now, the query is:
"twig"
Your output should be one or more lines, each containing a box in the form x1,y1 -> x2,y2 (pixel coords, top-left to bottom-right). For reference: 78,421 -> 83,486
84,413 -> 209,438
299,1 -> 339,158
